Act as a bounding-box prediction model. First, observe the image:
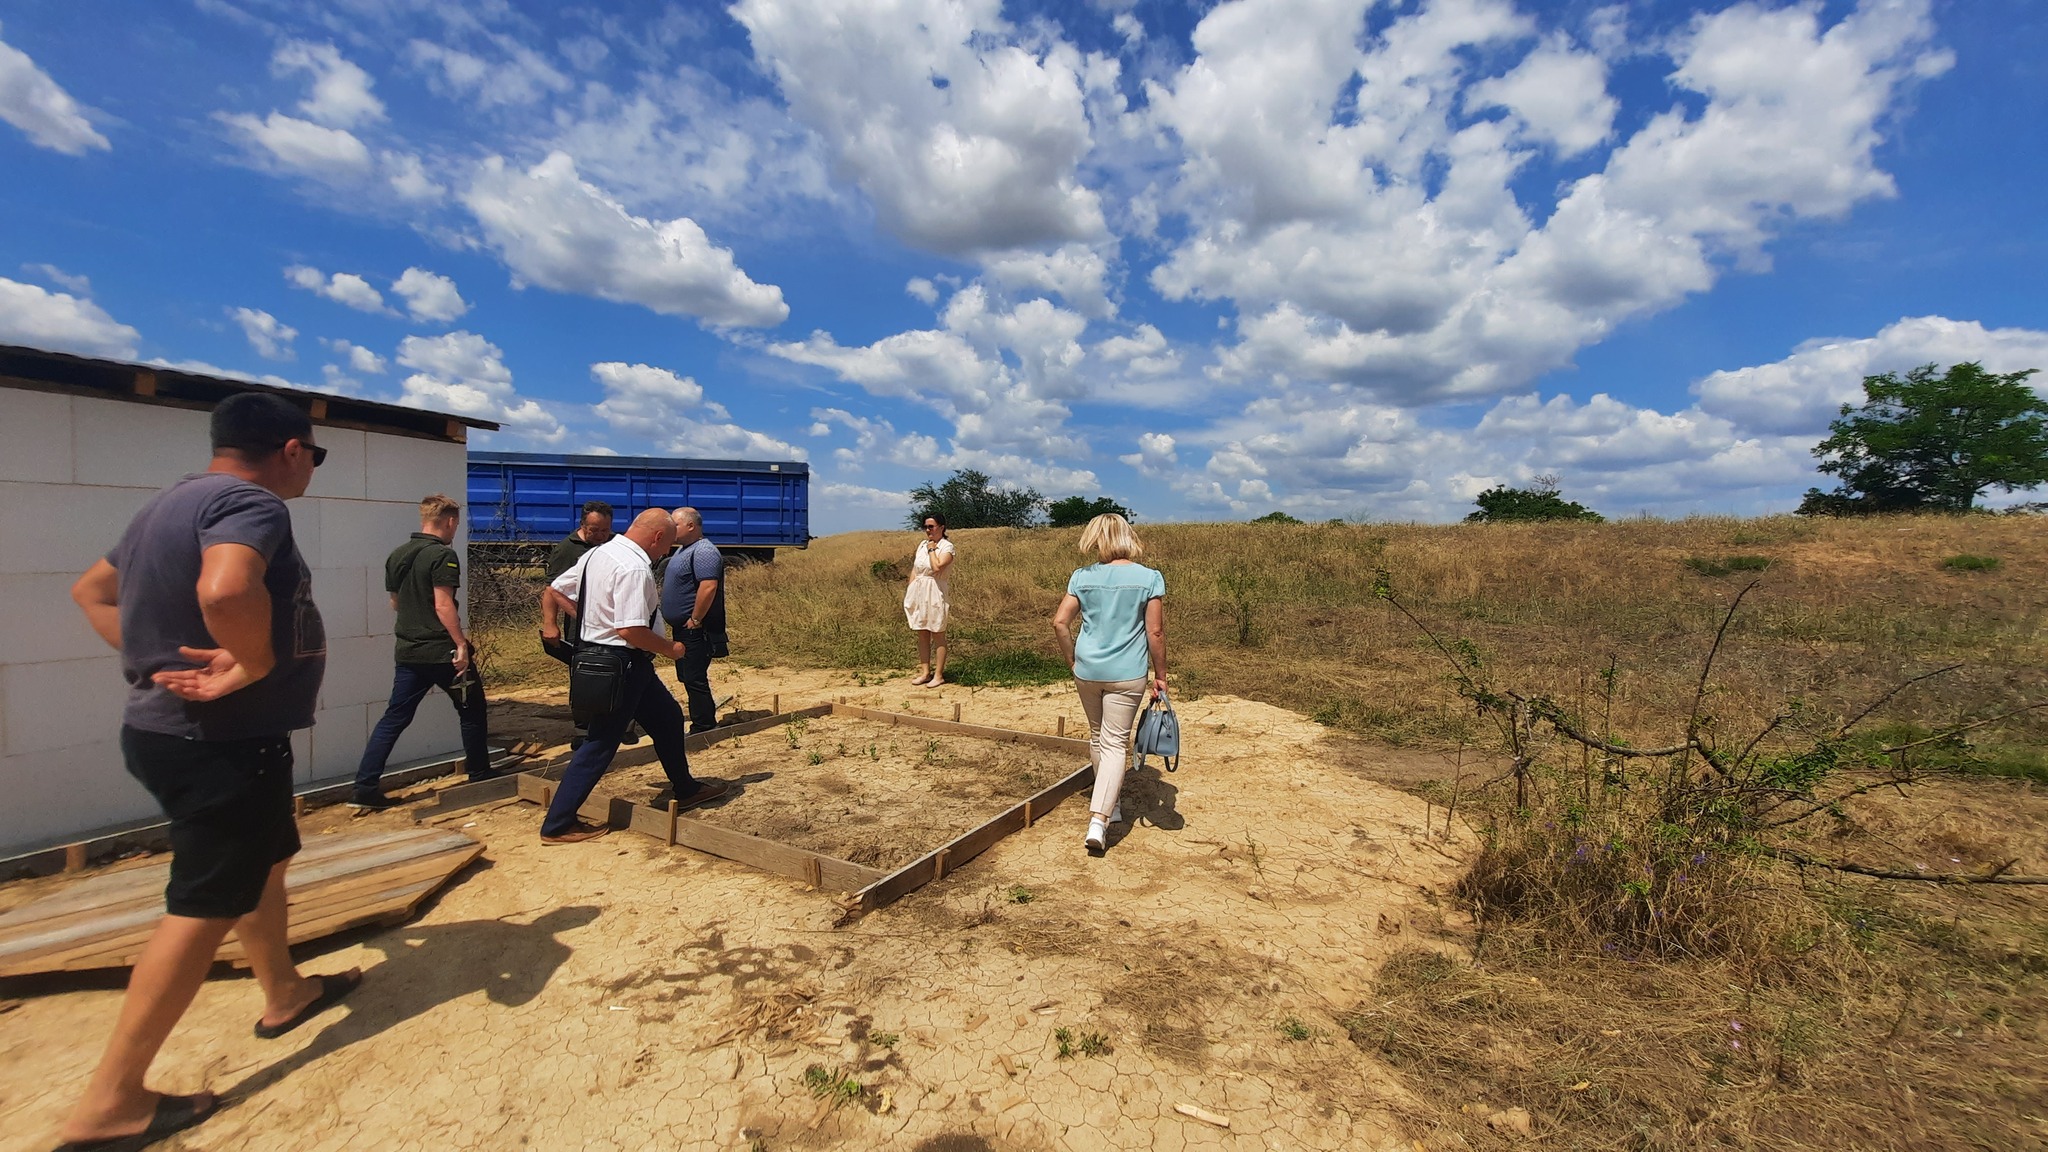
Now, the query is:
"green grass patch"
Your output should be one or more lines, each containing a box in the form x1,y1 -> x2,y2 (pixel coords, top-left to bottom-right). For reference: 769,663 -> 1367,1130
946,647 -> 1070,687
1686,554 -> 1773,577
1943,553 -> 2002,572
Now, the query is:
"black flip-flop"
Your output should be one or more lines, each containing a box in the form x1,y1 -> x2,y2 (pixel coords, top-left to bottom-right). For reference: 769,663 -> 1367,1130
51,1091 -> 217,1152
253,970 -> 361,1039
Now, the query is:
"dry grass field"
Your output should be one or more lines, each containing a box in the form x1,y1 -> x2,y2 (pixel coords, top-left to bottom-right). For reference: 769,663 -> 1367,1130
465,514 -> 2048,1149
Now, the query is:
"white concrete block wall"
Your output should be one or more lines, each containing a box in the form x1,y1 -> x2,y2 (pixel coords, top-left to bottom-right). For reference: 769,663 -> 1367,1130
0,385 -> 474,855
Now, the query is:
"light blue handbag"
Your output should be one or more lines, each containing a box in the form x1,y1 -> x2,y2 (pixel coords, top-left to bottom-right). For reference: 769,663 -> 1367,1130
1134,689 -> 1180,773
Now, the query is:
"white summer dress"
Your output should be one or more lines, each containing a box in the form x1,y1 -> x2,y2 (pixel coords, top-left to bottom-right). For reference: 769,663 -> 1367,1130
902,537 -> 954,631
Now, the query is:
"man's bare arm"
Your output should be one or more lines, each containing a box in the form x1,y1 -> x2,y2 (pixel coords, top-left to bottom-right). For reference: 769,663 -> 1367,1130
686,578 -> 719,627
71,560 -> 121,650
153,543 -> 274,701
435,586 -> 471,673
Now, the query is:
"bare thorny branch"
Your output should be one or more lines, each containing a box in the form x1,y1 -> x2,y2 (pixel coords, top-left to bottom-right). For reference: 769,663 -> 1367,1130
1369,569 -> 2048,887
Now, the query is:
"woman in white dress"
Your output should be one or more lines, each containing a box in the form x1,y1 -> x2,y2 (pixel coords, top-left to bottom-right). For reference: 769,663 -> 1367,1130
904,514 -> 955,686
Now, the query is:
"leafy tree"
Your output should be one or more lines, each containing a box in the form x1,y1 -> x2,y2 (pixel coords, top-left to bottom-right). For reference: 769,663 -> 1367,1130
1047,495 -> 1134,528
906,469 -> 1045,529
1250,510 -> 1304,524
1798,362 -> 2048,515
1465,476 -> 1603,523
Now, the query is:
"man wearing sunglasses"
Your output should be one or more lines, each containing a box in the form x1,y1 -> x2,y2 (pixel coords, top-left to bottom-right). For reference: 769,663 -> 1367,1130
57,392 -> 355,1150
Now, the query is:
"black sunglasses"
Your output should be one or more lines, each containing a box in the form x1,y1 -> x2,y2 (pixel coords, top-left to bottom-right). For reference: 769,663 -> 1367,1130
282,438 -> 328,467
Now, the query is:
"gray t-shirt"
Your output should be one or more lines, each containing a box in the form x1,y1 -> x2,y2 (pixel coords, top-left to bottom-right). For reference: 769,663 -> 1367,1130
109,472 -> 326,740
660,538 -> 726,634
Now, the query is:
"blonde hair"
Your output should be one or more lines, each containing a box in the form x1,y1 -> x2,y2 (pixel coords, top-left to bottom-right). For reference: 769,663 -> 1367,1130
1078,513 -> 1143,562
419,493 -> 460,522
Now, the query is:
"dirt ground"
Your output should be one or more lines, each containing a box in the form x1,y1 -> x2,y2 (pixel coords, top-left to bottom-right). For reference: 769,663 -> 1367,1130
0,665 -> 1472,1152
610,715 -> 1083,871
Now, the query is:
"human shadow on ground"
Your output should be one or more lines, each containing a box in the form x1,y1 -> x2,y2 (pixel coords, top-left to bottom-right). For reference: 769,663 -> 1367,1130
219,904 -> 599,1109
1107,763 -> 1183,849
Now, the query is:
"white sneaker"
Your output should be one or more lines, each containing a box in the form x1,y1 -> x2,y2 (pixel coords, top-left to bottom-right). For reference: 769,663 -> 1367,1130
1085,817 -> 1107,856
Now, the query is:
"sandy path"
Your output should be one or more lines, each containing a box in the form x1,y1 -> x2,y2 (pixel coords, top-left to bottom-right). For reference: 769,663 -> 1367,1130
0,668 -> 1470,1152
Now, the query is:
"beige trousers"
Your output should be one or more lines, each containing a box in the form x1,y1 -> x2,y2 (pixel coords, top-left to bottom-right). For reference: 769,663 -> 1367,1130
1074,676 -> 1150,819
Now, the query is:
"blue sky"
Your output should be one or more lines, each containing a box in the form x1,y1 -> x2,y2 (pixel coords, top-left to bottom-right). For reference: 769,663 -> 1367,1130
2,0 -> 2043,531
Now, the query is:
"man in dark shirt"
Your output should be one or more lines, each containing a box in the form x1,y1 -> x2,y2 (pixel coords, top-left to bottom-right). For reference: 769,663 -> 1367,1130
661,506 -> 728,733
545,500 -> 615,580
58,393 -> 360,1149
351,494 -> 496,809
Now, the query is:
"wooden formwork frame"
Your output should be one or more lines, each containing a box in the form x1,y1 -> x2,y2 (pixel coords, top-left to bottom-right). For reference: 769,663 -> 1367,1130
504,703 -> 1094,918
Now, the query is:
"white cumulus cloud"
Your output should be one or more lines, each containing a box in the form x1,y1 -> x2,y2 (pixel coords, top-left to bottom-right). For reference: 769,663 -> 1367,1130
396,330 -> 563,441
732,0 -> 1108,257
0,277 -> 137,357
222,111 -> 371,177
272,40 -> 384,128
464,151 -> 789,328
230,306 -> 297,360
285,264 -> 389,313
391,267 -> 469,323
0,23 -> 110,155
590,361 -> 805,459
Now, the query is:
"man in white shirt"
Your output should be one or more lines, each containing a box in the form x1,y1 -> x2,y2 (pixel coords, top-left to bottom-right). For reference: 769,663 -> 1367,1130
536,509 -> 729,843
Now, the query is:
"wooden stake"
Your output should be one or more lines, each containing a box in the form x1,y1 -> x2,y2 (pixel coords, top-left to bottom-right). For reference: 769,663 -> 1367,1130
1022,800 -> 1034,829
667,800 -> 680,846
64,844 -> 87,872
952,703 -> 962,723
1056,716 -> 1065,737
805,857 -> 823,889
293,795 -> 308,817
772,694 -> 780,715
934,848 -> 951,881
542,785 -> 555,808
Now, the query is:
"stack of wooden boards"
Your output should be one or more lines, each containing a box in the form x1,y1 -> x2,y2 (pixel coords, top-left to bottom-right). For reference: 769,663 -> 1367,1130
0,827 -> 482,978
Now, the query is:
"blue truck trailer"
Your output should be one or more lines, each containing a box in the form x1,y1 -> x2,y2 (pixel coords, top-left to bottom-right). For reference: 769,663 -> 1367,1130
467,451 -> 809,560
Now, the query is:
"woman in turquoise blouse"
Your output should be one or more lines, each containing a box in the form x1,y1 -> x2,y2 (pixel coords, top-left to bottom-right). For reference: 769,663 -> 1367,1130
1051,513 -> 1167,856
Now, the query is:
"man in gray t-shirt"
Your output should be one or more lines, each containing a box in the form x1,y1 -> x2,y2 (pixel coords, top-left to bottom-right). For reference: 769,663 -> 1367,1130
55,393 -> 359,1150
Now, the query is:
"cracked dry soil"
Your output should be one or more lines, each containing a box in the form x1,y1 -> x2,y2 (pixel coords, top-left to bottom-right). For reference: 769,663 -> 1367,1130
0,668 -> 1470,1151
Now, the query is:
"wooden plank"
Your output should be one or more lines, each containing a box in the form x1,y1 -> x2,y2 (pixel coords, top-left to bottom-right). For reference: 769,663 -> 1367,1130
848,764 -> 1094,916
831,704 -> 1091,755
409,773 -> 521,822
132,369 -> 156,397
308,397 -> 328,420
684,702 -> 832,753
2,841 -> 481,969
0,830 -> 481,977
613,801 -> 881,892
445,418 -> 467,442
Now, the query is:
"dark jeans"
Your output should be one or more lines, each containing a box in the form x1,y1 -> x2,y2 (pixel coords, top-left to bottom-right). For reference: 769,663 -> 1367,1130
356,661 -> 491,791
675,627 -> 721,731
541,652 -> 696,836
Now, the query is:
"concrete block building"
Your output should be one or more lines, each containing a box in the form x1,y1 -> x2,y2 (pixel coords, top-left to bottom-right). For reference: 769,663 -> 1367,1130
0,344 -> 496,857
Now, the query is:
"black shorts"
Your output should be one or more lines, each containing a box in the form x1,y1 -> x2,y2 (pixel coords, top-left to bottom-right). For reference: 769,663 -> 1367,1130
121,726 -> 302,919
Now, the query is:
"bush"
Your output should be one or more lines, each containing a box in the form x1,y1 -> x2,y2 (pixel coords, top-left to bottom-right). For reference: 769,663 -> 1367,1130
1048,495 -> 1133,528
1943,553 -> 2002,572
1465,483 -> 1603,523
1251,510 -> 1304,524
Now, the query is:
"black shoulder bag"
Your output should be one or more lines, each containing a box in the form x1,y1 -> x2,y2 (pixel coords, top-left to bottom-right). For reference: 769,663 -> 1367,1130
566,553 -> 633,727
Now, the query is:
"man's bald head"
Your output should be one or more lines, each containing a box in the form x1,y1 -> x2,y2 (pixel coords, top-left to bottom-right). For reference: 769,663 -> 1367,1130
625,507 -> 677,555
671,506 -> 704,544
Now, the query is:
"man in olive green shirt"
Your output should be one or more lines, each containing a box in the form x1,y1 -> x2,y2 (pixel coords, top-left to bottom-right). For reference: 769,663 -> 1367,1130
545,501 -> 615,580
352,494 -> 496,808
